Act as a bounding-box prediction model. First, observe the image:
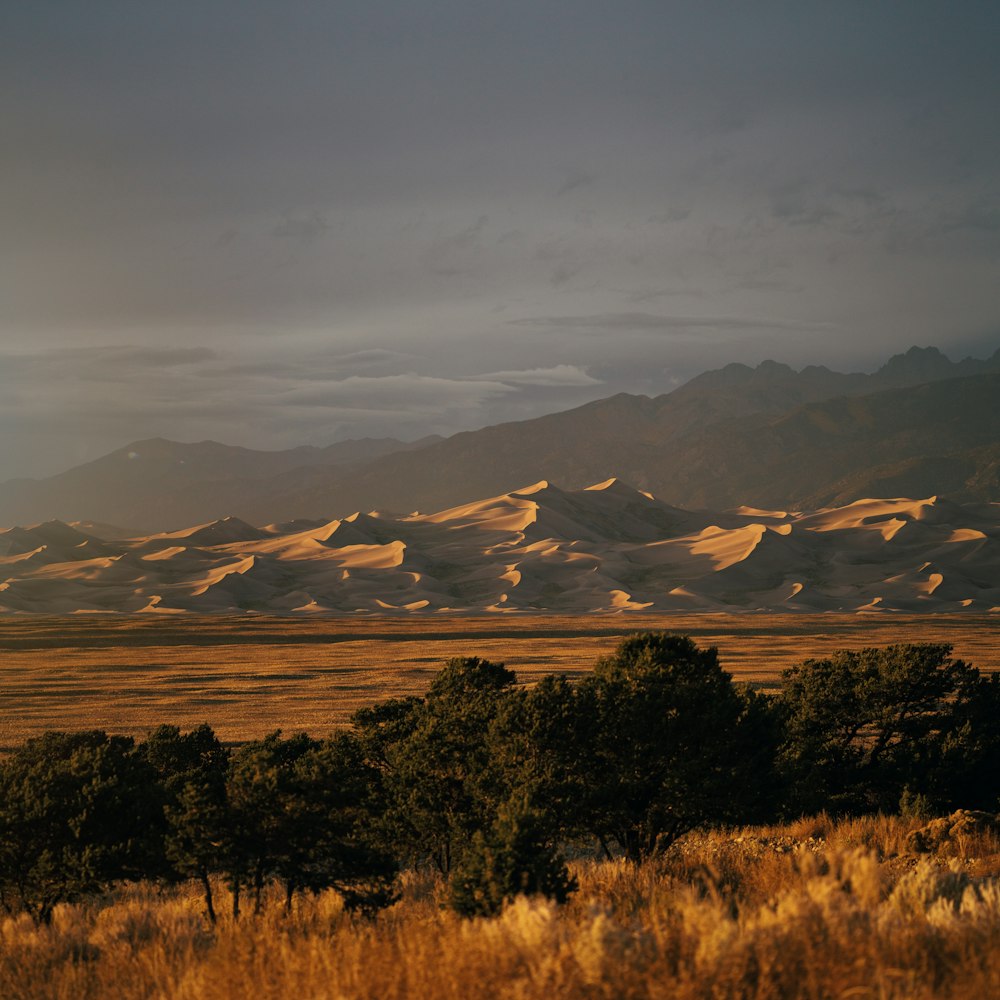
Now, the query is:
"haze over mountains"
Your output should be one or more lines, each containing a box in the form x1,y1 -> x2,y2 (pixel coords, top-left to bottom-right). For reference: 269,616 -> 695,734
0,435 -> 442,534
1,480 -> 997,614
2,345 -> 998,534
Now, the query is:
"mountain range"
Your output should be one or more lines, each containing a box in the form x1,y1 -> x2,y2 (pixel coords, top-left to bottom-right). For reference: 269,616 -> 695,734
1,344 -> 998,533
0,480 -> 996,614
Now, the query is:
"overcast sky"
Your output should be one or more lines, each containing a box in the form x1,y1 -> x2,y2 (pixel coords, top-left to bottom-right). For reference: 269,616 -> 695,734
3,2 -> 999,478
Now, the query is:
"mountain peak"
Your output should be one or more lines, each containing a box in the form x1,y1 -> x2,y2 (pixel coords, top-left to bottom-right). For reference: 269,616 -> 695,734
753,359 -> 796,378
2,343 -> 998,533
877,345 -> 952,382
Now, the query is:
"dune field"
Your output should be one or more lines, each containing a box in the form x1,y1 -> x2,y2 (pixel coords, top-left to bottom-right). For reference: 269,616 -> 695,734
1,480 -> 998,616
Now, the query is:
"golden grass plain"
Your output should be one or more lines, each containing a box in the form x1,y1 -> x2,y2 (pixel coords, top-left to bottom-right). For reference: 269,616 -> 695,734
4,815 -> 1000,1000
0,613 -> 997,748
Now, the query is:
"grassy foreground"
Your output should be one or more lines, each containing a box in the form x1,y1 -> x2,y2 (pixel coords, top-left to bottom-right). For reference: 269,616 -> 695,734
4,815 -> 1000,1000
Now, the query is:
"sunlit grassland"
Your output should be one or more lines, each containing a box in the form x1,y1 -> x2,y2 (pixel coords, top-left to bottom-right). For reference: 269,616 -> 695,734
1,613 -> 997,747
4,815 -> 1000,1000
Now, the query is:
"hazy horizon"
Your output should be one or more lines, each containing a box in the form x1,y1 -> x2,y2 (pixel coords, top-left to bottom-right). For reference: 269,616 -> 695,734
4,3 -> 999,478
6,340 -> 1000,481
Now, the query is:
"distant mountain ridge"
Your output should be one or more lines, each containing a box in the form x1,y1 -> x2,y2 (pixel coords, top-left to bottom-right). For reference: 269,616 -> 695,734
0,345 -> 997,530
266,349 -> 1000,520
0,479 -> 997,614
0,435 -> 442,531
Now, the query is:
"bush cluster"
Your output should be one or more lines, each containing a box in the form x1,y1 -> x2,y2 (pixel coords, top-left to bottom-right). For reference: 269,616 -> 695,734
2,634 -> 998,923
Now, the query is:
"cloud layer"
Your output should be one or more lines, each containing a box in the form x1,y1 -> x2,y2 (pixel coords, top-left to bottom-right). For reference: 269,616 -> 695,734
0,346 -> 607,477
2,2 -> 999,475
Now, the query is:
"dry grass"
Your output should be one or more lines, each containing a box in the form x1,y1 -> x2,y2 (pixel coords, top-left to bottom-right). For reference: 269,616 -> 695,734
5,816 -> 1000,999
1,613 -> 997,747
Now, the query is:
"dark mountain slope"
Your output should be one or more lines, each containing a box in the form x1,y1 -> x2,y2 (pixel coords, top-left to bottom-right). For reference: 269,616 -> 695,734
663,374 -> 1000,510
270,362 -> 1000,519
0,345 -> 996,529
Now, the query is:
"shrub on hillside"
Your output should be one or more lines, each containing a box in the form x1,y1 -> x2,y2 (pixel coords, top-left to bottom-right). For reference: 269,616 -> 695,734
448,795 -> 577,917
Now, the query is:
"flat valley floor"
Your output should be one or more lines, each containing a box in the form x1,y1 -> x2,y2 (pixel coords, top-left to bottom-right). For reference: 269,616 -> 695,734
0,613 -> 997,748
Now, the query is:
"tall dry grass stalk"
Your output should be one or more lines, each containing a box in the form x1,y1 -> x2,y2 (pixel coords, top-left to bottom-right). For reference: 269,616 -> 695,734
4,815 -> 1000,999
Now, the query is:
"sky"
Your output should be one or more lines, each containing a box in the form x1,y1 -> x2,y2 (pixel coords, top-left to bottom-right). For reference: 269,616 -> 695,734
3,1 -> 999,478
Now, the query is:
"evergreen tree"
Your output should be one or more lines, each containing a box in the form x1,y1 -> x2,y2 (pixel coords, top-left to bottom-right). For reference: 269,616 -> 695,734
225,731 -> 319,916
352,657 -> 517,874
934,671 -> 1000,810
138,723 -> 229,884
268,734 -> 397,915
486,674 -> 596,845
222,731 -> 397,917
778,643 -> 997,814
578,633 -> 777,861
0,731 -> 159,923
140,723 -> 229,798
449,794 -> 577,917
164,772 -> 230,924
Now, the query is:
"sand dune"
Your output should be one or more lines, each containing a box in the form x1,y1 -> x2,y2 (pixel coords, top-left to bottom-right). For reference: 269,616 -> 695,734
0,481 -> 998,614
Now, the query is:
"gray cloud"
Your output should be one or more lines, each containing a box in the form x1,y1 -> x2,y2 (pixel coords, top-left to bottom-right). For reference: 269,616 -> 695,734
22,346 -> 220,370
0,343 -> 610,477
508,313 -> 836,333
431,215 -> 489,256
279,373 -> 516,411
270,212 -> 331,242
468,365 -> 600,387
556,170 -> 595,197
1,2 -> 999,478
330,348 -> 412,367
768,182 -> 840,228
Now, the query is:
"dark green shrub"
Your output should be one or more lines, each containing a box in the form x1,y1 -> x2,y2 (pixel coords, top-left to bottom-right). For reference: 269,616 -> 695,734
449,796 -> 577,917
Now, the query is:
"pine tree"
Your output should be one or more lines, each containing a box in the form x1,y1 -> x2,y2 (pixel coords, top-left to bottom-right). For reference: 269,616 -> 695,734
449,795 -> 577,917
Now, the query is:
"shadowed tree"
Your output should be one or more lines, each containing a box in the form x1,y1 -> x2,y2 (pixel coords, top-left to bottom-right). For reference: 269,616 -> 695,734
225,731 -> 319,917
578,633 -> 777,862
0,731 -> 160,924
778,643 -> 997,814
448,793 -> 577,918
486,673 -> 597,846
352,657 -> 517,874
222,731 -> 397,918
272,734 -> 397,915
164,771 -> 230,924
138,723 -> 229,886
933,671 -> 1000,811
140,723 -> 229,799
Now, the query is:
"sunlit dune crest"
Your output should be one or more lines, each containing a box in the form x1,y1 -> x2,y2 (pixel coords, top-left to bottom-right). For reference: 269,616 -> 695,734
0,482 -> 998,613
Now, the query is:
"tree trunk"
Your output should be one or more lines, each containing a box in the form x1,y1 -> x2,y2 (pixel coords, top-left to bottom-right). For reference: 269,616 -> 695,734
253,864 -> 265,916
622,830 -> 643,864
200,870 -> 217,925
232,878 -> 241,920
597,835 -> 612,860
